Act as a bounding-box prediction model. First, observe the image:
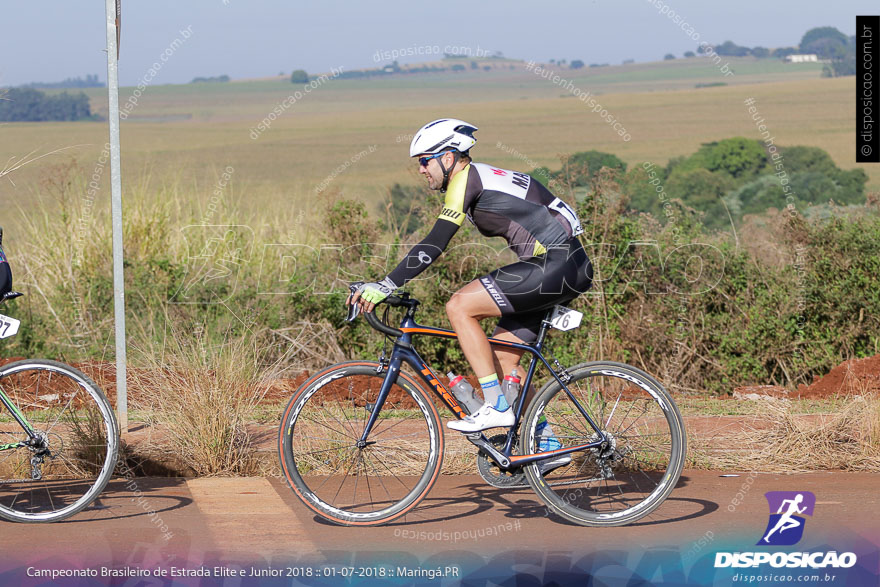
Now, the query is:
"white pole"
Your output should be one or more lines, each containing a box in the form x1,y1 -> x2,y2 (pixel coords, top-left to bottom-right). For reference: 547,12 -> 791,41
104,0 -> 127,432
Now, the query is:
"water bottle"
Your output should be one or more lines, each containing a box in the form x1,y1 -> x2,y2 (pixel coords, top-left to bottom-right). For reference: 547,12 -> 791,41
446,372 -> 483,414
502,369 -> 521,407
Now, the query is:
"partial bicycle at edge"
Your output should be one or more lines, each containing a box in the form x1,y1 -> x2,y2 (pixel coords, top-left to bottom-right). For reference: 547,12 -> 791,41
0,227 -> 119,523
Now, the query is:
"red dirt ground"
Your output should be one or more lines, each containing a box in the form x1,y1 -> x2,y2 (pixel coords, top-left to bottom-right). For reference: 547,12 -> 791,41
732,354 -> 880,400
796,354 -> 880,397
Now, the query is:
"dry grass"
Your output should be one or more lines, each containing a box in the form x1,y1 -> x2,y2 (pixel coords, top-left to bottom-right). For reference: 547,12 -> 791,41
269,320 -> 346,370
67,403 -> 114,476
441,433 -> 482,475
129,319 -> 290,476
292,408 -> 441,477
743,396 -> 879,472
690,396 -> 880,472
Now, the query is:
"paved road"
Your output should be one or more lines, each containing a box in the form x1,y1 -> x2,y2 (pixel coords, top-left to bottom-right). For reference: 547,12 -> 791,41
2,471 -> 878,584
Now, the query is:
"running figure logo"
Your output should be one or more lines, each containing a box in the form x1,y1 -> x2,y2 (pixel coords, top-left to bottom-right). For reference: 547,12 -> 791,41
758,491 -> 816,546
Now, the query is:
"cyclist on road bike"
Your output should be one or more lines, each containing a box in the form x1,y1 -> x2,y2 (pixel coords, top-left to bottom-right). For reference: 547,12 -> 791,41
350,119 -> 593,459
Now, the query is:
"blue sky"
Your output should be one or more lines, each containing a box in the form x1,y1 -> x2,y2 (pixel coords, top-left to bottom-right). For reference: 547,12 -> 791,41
0,0 -> 872,87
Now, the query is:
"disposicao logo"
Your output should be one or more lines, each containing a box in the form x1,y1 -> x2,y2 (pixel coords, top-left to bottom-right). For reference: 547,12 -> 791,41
758,490 -> 815,546
714,490 -> 857,570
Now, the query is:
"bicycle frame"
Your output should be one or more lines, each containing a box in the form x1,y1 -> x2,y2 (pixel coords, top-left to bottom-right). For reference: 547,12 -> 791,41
0,296 -> 35,450
0,386 -> 38,450
359,307 -> 608,470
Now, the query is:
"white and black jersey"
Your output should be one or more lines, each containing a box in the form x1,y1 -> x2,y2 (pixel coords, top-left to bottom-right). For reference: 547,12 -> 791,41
387,163 -> 584,287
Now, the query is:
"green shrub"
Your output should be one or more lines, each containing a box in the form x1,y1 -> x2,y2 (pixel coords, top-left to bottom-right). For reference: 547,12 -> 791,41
674,137 -> 768,180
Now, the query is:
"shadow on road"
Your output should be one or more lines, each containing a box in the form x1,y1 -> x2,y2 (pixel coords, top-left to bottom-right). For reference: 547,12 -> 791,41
57,478 -> 192,524
307,473 -> 716,528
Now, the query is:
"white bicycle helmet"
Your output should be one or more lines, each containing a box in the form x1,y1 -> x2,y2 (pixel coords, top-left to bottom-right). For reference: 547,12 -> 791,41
409,119 -> 478,157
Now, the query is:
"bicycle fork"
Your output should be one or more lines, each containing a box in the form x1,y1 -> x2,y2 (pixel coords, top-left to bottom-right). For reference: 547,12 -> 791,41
357,355 -> 404,447
358,339 -> 467,444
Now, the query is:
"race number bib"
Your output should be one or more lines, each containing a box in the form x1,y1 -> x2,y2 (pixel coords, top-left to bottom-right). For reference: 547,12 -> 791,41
0,313 -> 20,339
550,305 -> 583,331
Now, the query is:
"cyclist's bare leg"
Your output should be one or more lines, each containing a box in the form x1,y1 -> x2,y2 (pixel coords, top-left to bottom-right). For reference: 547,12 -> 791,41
446,282 -> 552,435
490,328 -> 527,379
490,329 -> 537,405
445,280 -> 502,381
447,291 -> 533,402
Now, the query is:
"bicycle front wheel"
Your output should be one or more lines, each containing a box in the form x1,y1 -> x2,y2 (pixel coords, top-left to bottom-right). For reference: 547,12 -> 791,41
521,361 -> 685,526
0,360 -> 119,522
279,362 -> 443,526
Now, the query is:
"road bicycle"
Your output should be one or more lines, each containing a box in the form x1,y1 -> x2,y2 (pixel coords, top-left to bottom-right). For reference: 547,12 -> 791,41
278,286 -> 686,527
0,229 -> 119,522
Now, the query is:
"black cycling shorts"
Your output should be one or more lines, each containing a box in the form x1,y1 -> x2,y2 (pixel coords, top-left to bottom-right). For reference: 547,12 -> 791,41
479,238 -> 593,343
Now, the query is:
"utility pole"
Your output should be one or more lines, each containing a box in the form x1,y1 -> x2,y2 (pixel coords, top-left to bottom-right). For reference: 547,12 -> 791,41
104,0 -> 127,432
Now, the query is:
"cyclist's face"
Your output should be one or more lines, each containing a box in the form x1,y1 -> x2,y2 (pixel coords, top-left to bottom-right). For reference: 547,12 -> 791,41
418,152 -> 448,190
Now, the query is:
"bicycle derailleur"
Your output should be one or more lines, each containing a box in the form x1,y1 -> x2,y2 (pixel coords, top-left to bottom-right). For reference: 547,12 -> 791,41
25,432 -> 52,481
589,431 -> 627,480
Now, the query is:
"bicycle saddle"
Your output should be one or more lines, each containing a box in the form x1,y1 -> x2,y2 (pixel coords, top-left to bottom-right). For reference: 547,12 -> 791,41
1,291 -> 23,302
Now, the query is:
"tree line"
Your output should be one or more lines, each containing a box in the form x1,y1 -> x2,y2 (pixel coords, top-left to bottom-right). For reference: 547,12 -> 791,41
554,25 -> 858,76
0,88 -> 95,122
693,26 -> 856,76
530,139 -> 867,231
23,74 -> 103,89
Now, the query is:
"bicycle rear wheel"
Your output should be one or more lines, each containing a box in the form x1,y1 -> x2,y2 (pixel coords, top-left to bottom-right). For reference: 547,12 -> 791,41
0,359 -> 119,522
521,361 -> 685,526
279,362 -> 443,526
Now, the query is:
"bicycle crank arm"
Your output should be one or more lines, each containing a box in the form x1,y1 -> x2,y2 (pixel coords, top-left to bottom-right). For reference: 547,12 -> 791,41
465,433 -> 512,468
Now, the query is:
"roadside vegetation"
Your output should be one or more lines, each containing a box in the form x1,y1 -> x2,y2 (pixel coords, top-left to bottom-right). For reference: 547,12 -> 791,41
687,395 -> 880,472
4,141 -> 877,396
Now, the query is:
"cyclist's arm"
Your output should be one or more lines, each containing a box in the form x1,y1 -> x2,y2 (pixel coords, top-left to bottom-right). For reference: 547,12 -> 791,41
386,218 -> 459,287
381,167 -> 472,290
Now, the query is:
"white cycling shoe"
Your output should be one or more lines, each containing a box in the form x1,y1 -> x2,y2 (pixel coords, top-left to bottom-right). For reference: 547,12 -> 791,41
448,402 -> 515,432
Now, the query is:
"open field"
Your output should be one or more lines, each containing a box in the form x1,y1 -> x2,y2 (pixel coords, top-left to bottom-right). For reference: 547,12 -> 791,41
0,56 -> 871,227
